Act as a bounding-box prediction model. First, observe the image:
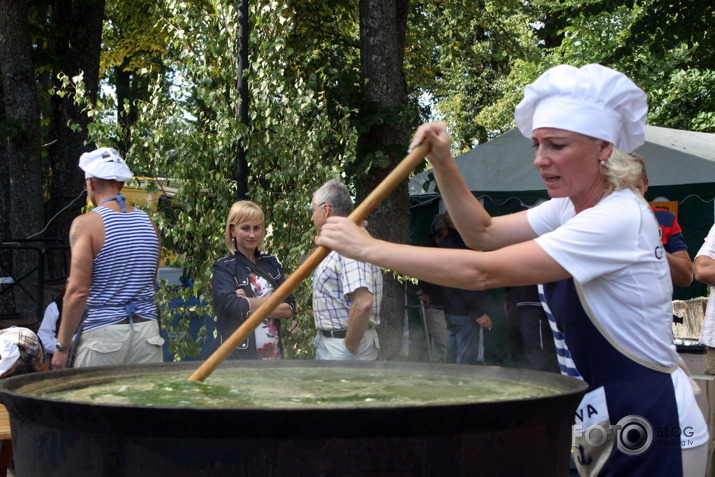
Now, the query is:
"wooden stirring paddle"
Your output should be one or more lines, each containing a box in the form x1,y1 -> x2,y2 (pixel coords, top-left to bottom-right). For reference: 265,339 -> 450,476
188,140 -> 431,382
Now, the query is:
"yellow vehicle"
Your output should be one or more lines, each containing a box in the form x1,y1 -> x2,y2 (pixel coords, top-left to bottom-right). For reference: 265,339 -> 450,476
87,176 -> 180,211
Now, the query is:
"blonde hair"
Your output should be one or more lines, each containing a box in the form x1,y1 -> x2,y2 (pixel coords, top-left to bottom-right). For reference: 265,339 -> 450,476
224,200 -> 265,254
601,147 -> 642,197
628,152 -> 647,179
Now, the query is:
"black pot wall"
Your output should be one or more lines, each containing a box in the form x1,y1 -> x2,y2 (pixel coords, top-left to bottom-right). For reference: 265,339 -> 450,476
0,360 -> 587,477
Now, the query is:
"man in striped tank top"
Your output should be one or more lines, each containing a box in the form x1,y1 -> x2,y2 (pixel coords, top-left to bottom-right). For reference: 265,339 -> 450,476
52,148 -> 164,369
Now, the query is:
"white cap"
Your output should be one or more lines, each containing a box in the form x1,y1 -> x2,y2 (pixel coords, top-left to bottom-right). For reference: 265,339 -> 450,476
0,335 -> 20,377
514,64 -> 648,152
79,147 -> 133,181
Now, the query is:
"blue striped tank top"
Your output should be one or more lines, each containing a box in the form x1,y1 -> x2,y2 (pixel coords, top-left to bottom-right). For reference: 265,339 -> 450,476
83,206 -> 160,332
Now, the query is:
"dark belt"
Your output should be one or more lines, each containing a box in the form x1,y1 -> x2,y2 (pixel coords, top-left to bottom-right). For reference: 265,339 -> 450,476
321,329 -> 347,339
115,316 -> 153,325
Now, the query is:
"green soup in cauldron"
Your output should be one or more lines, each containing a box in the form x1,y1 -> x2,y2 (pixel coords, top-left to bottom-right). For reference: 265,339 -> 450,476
39,367 -> 559,408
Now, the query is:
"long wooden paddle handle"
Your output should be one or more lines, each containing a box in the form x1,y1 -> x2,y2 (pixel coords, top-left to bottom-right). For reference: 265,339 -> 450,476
188,140 -> 431,382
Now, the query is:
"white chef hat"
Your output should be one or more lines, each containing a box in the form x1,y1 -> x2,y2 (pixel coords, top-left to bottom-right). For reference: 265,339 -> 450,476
0,334 -> 21,377
79,147 -> 133,181
514,64 -> 648,152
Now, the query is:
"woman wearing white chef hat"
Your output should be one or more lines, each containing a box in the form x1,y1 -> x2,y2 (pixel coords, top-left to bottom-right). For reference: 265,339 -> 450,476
317,64 -> 707,476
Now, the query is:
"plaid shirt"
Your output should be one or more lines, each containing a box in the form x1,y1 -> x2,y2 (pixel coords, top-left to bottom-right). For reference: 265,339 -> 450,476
312,251 -> 382,330
0,327 -> 46,375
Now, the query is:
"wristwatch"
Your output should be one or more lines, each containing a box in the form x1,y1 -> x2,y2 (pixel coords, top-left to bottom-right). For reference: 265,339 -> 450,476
55,342 -> 70,352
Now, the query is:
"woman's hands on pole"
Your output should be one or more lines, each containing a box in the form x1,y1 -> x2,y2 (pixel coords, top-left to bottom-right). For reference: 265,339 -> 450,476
409,122 -> 452,166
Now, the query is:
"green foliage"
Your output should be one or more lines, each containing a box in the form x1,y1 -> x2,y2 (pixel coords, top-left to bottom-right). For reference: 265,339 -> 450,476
244,0 -> 359,357
84,0 -> 360,360
476,0 -> 715,135
407,0 -> 541,150
648,69 -> 715,132
67,0 -> 715,361
101,0 -> 172,74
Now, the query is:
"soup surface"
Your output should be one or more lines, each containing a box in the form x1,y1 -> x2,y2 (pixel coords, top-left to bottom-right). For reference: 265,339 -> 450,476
39,367 -> 560,409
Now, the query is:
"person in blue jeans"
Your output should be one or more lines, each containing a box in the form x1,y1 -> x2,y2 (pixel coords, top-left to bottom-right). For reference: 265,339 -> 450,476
439,212 -> 492,364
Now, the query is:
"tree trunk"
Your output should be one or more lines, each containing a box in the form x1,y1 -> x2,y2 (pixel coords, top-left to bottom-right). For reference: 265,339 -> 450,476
46,0 -> 105,253
0,73 -> 9,244
0,70 -> 12,316
357,0 -> 411,360
0,0 -> 45,320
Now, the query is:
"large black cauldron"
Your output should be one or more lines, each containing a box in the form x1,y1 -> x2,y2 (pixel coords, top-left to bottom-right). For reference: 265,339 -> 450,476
0,360 -> 587,476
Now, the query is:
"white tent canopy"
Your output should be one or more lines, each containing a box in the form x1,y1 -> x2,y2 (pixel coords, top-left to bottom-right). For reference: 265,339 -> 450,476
409,126 -> 715,196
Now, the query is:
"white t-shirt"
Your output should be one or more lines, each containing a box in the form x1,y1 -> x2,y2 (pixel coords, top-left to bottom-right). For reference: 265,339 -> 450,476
528,189 -> 707,450
696,224 -> 715,347
527,188 -> 677,368
38,300 -> 60,354
249,275 -> 281,359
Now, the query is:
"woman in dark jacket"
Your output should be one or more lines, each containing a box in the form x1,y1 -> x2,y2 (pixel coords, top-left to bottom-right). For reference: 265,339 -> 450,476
212,200 -> 295,359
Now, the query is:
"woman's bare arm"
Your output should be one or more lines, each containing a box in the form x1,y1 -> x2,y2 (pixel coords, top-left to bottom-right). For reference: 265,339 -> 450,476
316,216 -> 569,290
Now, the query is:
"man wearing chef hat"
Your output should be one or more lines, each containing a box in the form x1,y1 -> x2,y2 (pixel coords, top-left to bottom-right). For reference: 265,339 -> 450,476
52,148 -> 164,370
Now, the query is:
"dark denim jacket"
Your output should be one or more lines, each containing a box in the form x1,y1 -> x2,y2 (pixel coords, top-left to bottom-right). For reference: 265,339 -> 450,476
212,251 -> 295,359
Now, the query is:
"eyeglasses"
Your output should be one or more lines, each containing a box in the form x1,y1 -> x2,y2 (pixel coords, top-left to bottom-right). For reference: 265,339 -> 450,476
308,202 -> 327,218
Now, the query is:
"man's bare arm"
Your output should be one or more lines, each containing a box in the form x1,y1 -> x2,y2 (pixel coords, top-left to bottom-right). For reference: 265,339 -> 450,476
694,255 -> 715,286
52,215 -> 98,369
344,287 -> 374,354
667,250 -> 693,287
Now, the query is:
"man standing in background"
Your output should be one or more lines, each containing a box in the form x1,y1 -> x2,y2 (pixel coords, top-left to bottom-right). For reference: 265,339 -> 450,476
310,179 -> 383,360
440,211 -> 492,364
694,225 -> 715,475
414,213 -> 449,362
633,153 -> 693,288
52,148 -> 164,369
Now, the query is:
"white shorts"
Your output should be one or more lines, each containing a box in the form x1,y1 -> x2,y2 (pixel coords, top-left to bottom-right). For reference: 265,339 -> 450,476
74,319 -> 164,368
313,327 -> 379,360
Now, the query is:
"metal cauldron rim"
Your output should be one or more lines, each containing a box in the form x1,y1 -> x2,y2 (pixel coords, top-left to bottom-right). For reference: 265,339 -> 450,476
0,359 -> 588,412
1,361 -> 586,476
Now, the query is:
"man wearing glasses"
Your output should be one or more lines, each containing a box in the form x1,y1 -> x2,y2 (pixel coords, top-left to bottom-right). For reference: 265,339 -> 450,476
309,179 -> 383,360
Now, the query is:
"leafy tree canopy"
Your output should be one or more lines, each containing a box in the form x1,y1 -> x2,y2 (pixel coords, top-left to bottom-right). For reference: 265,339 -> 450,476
70,0 -> 714,360
477,0 -> 715,135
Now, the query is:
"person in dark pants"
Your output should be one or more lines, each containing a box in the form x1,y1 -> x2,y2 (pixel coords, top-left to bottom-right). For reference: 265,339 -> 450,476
414,213 -> 449,362
505,283 -> 559,372
504,206 -> 559,372
439,212 -> 492,364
